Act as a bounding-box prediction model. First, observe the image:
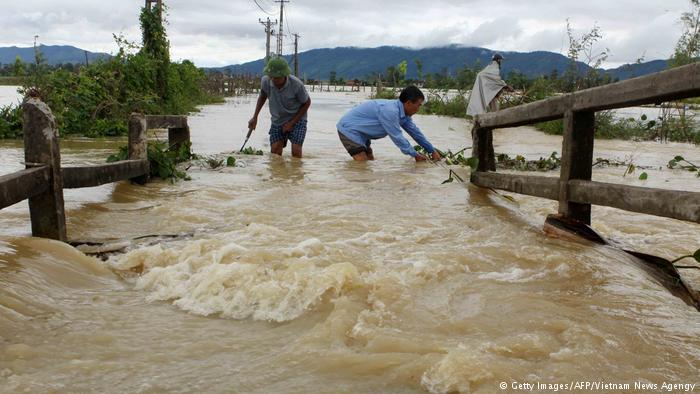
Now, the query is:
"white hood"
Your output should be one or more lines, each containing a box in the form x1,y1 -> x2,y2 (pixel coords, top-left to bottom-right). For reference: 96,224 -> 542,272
466,61 -> 507,117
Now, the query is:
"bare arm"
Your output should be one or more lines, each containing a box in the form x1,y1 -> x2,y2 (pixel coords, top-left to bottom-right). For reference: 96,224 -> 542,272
283,98 -> 311,132
248,92 -> 268,130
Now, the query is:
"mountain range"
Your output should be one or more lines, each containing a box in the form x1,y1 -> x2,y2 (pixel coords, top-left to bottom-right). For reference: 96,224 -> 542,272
0,45 -> 111,66
0,44 -> 669,81
216,45 -> 669,82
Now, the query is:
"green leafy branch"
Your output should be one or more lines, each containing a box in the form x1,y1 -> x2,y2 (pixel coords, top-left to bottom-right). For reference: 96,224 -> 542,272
107,140 -> 197,182
414,145 -> 479,169
496,151 -> 561,171
672,248 -> 700,268
668,155 -> 699,177
200,155 -> 236,169
240,146 -> 264,155
441,169 -> 465,184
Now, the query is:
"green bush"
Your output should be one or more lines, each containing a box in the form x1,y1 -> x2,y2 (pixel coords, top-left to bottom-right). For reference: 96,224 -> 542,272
2,5 -> 221,140
534,112 -> 660,141
421,92 -> 468,118
0,105 -> 22,139
534,119 -> 564,135
372,88 -> 398,100
107,141 -> 196,182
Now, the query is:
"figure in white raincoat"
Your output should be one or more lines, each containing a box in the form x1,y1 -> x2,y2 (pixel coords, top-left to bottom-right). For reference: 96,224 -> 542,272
467,53 -> 511,171
466,53 -> 510,117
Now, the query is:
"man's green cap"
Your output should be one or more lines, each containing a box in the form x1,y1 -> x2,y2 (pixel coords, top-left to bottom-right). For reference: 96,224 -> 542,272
264,57 -> 291,77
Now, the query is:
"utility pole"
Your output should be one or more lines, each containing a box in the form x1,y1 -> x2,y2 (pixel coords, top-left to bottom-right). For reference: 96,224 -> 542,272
274,0 -> 289,56
259,17 -> 276,64
292,33 -> 300,77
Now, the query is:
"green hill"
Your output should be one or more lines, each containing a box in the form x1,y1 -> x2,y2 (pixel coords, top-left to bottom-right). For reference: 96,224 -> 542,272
215,45 -> 667,81
0,45 -> 111,66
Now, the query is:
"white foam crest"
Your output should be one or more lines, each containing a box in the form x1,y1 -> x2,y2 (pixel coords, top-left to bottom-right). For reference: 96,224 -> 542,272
477,263 -> 570,283
120,236 -> 361,322
421,344 -> 494,394
245,222 -> 285,237
340,230 -> 399,247
282,238 -> 326,258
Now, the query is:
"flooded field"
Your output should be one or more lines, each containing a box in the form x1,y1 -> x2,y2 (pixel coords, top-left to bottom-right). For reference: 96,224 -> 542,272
1,86 -> 699,393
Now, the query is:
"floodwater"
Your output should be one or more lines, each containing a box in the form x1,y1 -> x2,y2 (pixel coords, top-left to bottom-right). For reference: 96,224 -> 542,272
1,85 -> 699,393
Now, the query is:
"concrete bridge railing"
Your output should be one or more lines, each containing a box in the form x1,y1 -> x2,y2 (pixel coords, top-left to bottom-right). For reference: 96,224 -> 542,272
0,97 -> 190,241
470,62 -> 700,308
470,62 -> 700,225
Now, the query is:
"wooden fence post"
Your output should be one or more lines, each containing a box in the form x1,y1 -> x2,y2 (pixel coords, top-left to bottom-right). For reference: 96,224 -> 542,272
23,97 -> 67,241
471,124 -> 496,172
558,110 -> 595,224
129,113 -> 149,184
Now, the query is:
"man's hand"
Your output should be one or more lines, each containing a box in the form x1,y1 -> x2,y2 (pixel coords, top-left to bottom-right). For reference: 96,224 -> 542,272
248,118 -> 258,130
282,121 -> 295,133
431,150 -> 442,161
414,153 -> 428,162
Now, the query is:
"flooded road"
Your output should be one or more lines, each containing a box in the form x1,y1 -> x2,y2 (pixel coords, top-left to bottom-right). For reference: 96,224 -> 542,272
1,87 -> 699,393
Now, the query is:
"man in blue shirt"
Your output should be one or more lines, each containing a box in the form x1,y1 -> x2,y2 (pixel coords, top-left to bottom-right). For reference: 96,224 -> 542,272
336,86 -> 442,162
248,57 -> 311,158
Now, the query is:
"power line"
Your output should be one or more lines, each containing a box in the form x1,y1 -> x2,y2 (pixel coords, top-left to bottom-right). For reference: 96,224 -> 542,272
286,15 -> 293,36
252,0 -> 275,15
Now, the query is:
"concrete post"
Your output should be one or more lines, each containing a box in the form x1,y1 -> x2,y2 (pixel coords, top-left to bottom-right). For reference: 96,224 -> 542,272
129,113 -> 149,184
558,110 -> 595,224
471,124 -> 496,172
23,96 -> 67,241
168,118 -> 191,154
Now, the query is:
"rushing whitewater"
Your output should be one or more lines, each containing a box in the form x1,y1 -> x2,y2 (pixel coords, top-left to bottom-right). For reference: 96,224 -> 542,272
1,88 -> 699,393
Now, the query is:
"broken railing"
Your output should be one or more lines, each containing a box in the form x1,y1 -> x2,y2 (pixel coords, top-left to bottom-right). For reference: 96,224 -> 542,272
0,97 -> 190,241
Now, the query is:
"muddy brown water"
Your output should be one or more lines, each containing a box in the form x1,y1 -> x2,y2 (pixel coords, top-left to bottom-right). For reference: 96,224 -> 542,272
1,87 -> 699,393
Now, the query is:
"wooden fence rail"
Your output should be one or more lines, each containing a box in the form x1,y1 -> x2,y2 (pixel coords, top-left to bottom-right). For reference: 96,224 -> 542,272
470,62 -> 700,307
0,98 -> 190,241
0,167 -> 51,209
62,160 -> 151,189
471,62 -> 700,226
470,172 -> 700,223
475,62 -> 700,130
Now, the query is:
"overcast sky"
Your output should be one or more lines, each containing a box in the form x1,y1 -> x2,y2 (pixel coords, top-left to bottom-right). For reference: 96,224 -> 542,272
0,0 -> 693,68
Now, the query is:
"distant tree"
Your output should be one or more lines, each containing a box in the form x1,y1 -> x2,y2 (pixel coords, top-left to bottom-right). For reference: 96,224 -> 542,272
13,56 -> 25,77
563,19 -> 609,91
506,70 -> 530,91
397,60 -> 408,84
140,2 -> 170,102
386,65 -> 397,86
414,58 -> 423,81
669,0 -> 700,68
455,65 -> 477,90
660,0 -> 700,142
329,70 -> 337,84
527,76 -> 556,101
27,44 -> 51,96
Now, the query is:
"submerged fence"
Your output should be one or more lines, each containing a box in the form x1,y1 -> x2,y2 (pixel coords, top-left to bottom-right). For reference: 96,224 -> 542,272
0,97 -> 189,241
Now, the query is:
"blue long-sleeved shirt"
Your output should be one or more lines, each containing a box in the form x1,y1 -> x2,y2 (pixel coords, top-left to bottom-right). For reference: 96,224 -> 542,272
336,99 -> 436,157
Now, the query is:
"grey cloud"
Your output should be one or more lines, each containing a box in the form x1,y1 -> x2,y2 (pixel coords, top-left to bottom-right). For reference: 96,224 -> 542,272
0,0 -> 693,66
466,17 -> 523,47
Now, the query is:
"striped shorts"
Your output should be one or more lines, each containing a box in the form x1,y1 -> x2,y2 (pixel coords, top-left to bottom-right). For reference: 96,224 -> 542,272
269,119 -> 307,147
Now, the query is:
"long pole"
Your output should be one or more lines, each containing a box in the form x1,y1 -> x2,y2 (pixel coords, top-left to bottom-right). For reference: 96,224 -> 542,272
292,33 -> 300,76
275,0 -> 289,55
259,17 -> 276,63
